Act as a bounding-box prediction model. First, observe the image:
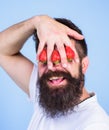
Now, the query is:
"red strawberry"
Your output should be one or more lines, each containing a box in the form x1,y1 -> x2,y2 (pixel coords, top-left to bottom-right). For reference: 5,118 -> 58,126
39,46 -> 75,64
65,46 -> 75,62
39,48 -> 47,63
51,49 -> 61,64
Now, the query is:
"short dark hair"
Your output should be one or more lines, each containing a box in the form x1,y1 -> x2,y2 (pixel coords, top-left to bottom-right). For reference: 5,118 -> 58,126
34,18 -> 88,61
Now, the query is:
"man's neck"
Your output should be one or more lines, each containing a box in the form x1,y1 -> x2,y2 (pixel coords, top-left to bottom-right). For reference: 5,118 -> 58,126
80,87 -> 90,102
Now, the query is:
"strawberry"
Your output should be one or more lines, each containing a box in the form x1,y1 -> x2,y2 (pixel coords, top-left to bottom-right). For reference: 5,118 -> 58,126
39,48 -> 47,64
39,46 -> 75,64
65,46 -> 75,62
51,49 -> 61,64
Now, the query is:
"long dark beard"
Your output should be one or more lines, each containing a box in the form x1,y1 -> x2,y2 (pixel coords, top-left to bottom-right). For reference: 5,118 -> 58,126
38,66 -> 84,118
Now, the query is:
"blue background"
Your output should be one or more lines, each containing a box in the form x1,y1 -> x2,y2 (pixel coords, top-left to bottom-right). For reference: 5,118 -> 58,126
0,0 -> 109,129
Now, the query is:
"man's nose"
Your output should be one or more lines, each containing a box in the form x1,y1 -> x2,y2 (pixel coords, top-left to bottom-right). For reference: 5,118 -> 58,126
48,63 -> 62,71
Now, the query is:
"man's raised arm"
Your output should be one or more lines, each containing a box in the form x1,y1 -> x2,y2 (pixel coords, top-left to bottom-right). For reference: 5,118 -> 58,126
0,15 -> 83,95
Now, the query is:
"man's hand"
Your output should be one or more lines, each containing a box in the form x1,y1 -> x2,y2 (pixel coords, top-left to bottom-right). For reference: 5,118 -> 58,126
0,14 -> 82,95
34,15 -> 84,69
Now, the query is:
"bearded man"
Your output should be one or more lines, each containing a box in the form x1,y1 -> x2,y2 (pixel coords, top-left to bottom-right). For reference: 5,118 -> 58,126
0,15 -> 109,130
28,18 -> 109,130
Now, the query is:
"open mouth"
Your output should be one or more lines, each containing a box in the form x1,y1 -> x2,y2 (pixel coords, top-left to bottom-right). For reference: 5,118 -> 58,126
47,76 -> 67,88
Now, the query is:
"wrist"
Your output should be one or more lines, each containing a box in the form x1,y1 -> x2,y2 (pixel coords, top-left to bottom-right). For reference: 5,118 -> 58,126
31,15 -> 51,28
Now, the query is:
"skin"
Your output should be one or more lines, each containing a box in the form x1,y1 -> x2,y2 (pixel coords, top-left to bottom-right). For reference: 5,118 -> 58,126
0,15 -> 84,96
38,40 -> 90,101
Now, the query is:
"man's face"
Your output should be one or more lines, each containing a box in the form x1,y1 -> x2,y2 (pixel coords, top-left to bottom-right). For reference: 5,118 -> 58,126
38,45 -> 85,118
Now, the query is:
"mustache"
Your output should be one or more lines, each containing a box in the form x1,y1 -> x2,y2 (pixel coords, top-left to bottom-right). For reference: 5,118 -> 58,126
39,70 -> 75,82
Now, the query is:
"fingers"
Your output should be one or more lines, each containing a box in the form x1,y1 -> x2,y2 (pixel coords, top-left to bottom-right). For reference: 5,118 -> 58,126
47,42 -> 54,69
37,36 -> 79,69
37,40 -> 46,61
67,27 -> 84,40
56,42 -> 67,68
63,36 -> 80,64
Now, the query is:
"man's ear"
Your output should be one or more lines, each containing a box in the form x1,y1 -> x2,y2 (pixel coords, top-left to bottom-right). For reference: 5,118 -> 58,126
82,56 -> 89,74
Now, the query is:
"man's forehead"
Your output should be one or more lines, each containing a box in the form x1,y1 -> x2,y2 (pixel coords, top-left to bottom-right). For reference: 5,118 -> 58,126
71,38 -> 76,45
